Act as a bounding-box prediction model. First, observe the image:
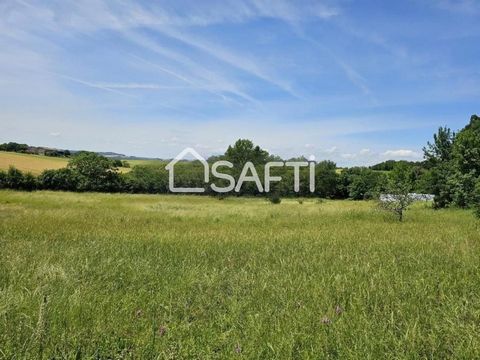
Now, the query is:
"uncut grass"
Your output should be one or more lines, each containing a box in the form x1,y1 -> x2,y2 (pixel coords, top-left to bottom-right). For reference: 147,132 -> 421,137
0,191 -> 479,358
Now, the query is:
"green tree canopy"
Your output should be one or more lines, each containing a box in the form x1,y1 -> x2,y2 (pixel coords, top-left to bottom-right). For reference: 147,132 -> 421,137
68,152 -> 121,192
452,115 -> 480,176
224,139 -> 270,167
423,126 -> 456,166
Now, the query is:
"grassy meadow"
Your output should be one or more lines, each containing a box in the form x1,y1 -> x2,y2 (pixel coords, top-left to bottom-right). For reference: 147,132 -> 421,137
1,190 -> 480,358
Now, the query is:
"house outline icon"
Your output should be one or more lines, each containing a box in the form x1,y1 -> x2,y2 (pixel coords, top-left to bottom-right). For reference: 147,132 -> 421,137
165,147 -> 209,193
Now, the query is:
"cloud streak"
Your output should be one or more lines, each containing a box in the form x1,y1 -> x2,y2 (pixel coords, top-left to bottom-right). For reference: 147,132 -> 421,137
1,0 -> 477,167
153,26 -> 301,98
382,149 -> 421,158
90,82 -> 189,90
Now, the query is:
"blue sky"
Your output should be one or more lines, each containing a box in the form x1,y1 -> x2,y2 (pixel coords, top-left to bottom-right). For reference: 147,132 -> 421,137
1,0 -> 479,165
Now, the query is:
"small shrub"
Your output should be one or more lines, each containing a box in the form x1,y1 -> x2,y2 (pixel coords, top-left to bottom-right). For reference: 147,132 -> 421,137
379,163 -> 415,222
22,172 -> 38,191
268,193 -> 282,204
6,166 -> 24,189
112,159 -> 123,168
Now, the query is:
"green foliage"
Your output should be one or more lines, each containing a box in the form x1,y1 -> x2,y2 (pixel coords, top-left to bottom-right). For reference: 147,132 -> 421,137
0,142 -> 70,157
67,152 -> 122,192
389,162 -> 415,192
39,168 -> 77,191
44,149 -> 71,157
171,161 -> 210,193
111,159 -> 123,168
0,169 -> 6,189
340,167 -> 387,200
225,139 -> 270,167
6,166 -> 25,189
123,165 -> 168,193
268,192 -> 282,204
370,160 -> 422,171
421,126 -> 457,207
0,142 -> 29,152
1,166 -> 38,191
423,115 -> 480,210
370,160 -> 397,171
22,172 -> 38,191
423,126 -> 455,166
1,121 -> 478,206
453,115 -> 480,176
446,171 -> 477,208
427,164 -> 454,208
314,160 -> 339,198
380,163 -> 415,222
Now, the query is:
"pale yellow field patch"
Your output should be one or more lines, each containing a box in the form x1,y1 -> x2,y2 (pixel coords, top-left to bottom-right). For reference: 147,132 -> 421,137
0,151 -> 68,174
0,151 -> 132,174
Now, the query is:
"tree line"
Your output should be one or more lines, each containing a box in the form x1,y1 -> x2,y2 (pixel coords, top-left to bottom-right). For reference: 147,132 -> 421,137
0,115 -> 478,216
422,115 -> 480,215
0,145 -> 408,198
0,142 -> 71,157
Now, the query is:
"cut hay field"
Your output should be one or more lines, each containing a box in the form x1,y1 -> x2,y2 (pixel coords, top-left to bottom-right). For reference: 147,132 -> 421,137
0,151 -> 136,174
0,151 -> 68,174
1,191 -> 479,358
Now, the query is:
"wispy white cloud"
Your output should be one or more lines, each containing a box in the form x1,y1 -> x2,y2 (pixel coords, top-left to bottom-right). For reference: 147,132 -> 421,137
341,153 -> 356,159
0,0 -> 474,167
154,26 -> 301,98
126,39 -> 257,104
138,0 -> 339,27
57,74 -> 138,97
90,82 -> 187,90
4,0 -> 316,99
323,146 -> 338,154
54,73 -> 206,116
336,59 -> 374,98
382,149 -> 421,158
299,35 -> 377,103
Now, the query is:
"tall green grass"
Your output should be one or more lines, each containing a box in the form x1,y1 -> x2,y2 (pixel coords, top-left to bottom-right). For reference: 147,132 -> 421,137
0,190 -> 479,358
